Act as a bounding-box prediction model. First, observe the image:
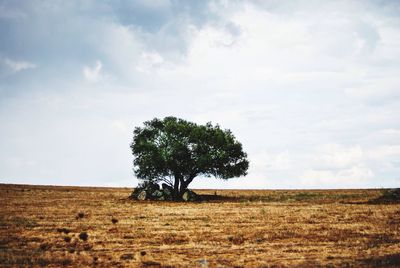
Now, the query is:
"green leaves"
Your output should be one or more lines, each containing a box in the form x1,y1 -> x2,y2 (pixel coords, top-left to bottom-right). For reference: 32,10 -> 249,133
130,117 -> 249,194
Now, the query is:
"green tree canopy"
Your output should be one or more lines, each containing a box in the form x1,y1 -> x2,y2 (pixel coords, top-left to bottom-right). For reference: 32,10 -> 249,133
130,117 -> 249,200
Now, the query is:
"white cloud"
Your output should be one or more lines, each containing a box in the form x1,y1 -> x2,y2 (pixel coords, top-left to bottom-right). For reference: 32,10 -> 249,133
311,144 -> 364,170
136,51 -> 164,72
95,23 -> 144,81
3,58 -> 37,72
110,120 -> 129,134
252,151 -> 292,171
83,60 -> 103,83
367,145 -> 400,160
344,78 -> 400,104
300,164 -> 374,188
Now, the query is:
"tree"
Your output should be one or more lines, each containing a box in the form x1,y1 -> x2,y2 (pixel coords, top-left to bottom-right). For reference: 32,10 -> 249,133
130,117 -> 249,200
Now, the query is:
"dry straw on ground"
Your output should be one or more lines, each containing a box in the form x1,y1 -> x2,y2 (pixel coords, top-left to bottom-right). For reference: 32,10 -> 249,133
0,184 -> 399,267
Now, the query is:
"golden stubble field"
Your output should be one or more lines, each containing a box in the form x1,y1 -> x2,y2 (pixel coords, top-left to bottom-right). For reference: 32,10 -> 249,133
0,184 -> 399,267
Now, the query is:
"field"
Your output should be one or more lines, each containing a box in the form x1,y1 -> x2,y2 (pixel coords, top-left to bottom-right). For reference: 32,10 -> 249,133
0,184 -> 399,267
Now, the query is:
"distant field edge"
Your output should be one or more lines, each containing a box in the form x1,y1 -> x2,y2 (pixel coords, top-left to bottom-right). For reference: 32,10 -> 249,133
0,182 -> 398,191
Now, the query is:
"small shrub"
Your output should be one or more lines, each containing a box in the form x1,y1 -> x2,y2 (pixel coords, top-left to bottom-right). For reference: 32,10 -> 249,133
57,228 -> 71,234
120,253 -> 134,260
79,232 -> 88,241
39,243 -> 51,251
61,259 -> 72,266
368,189 -> 400,204
64,236 -> 71,243
142,261 -> 161,266
77,212 -> 85,219
228,235 -> 245,245
83,244 -> 92,250
111,218 -> 118,224
381,189 -> 400,201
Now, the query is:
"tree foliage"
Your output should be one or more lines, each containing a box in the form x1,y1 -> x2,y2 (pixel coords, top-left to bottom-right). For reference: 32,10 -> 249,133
130,117 -> 249,199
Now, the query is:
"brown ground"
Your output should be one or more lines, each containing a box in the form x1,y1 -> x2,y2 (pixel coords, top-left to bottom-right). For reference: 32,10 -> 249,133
0,184 -> 399,267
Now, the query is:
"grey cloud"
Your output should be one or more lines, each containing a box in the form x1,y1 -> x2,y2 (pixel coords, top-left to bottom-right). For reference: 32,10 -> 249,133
1,0 -> 400,188
110,0 -> 215,31
0,0 -> 234,98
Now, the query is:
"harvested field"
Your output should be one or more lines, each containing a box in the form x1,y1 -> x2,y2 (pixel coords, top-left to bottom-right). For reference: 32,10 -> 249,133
0,184 -> 399,267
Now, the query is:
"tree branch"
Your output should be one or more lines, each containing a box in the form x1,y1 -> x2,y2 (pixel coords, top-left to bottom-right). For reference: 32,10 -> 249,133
181,173 -> 197,191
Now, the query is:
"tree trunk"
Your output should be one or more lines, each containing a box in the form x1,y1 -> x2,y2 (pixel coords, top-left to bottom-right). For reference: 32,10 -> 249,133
173,175 -> 181,200
173,174 -> 196,201
179,175 -> 196,200
179,177 -> 186,197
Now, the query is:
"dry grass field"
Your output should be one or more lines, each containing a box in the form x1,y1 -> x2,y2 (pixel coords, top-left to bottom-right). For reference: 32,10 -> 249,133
0,183 -> 399,267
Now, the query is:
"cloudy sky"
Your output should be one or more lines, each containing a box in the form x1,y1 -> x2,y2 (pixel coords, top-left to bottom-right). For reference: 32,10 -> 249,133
1,0 -> 399,189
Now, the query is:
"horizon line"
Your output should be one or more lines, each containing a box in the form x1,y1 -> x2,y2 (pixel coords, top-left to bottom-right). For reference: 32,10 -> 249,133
0,182 -> 397,191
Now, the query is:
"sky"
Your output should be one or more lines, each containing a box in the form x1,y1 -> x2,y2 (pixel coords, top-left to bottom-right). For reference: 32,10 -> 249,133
1,0 -> 400,189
